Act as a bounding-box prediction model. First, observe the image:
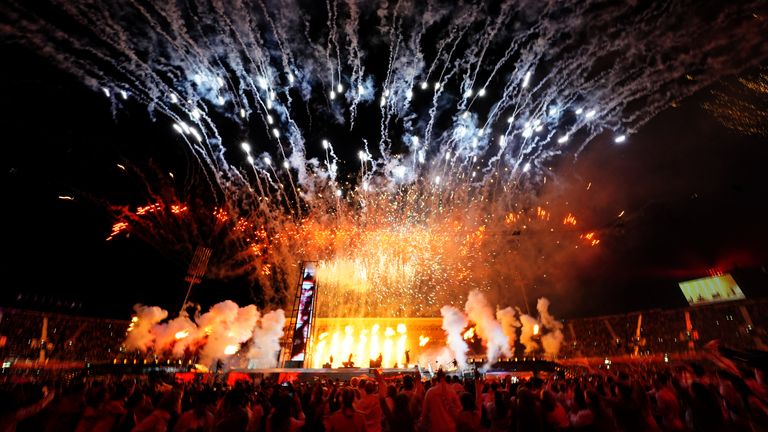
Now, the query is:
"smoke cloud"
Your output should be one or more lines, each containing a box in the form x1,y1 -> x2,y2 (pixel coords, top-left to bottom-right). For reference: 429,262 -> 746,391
124,300 -> 285,367
248,309 -> 286,368
518,311 -> 540,354
465,289 -> 512,370
537,297 -> 564,357
496,306 -> 520,350
434,291 -> 564,366
125,305 -> 167,351
440,305 -> 469,369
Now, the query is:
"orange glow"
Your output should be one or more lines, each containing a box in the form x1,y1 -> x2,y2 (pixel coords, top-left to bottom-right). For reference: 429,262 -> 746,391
136,203 -> 162,215
223,344 -> 238,355
463,327 -> 475,340
419,335 -> 430,346
170,204 -> 188,214
312,320 -> 410,369
107,194 -> 602,317
174,330 -> 190,340
579,231 -> 601,247
213,208 -> 229,222
533,324 -> 540,335
106,222 -> 129,241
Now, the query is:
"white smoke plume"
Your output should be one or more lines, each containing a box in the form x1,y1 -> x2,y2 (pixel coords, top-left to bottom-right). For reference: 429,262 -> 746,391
124,301 -> 284,367
247,309 -> 286,368
496,306 -> 520,351
435,293 -> 563,368
440,305 -> 469,369
197,301 -> 258,366
518,311 -> 540,354
537,297 -> 564,357
152,313 -> 196,355
125,305 -> 168,351
465,289 -> 511,370
418,346 -> 456,370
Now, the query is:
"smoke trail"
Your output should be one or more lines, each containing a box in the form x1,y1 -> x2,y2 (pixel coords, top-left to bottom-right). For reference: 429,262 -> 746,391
440,305 -> 469,369
464,289 -> 511,369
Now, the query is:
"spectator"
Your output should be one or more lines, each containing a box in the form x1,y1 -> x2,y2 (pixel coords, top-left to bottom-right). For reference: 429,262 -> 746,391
420,370 -> 461,432
326,388 -> 367,432
541,390 -> 569,431
173,390 -> 215,432
355,381 -> 382,432
266,393 -> 304,432
132,390 -> 181,432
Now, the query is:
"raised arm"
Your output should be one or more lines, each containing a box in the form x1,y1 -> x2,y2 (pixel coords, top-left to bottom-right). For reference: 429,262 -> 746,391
374,369 -> 387,399
16,388 -> 55,422
474,378 -> 484,411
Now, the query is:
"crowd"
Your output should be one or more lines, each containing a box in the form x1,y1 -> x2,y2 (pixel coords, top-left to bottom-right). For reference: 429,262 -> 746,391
2,359 -> 768,432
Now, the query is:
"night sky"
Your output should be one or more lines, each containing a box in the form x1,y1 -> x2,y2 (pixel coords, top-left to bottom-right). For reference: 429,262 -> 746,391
1,7 -> 767,320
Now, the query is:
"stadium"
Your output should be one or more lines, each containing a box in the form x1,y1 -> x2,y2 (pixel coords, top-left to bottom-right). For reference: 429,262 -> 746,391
1,0 -> 768,431
2,272 -> 766,371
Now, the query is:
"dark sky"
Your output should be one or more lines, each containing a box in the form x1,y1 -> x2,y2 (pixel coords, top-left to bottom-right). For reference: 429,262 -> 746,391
1,45 -> 767,320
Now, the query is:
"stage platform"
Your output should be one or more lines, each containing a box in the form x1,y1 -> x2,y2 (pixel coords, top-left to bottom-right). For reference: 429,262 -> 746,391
228,367 -> 421,382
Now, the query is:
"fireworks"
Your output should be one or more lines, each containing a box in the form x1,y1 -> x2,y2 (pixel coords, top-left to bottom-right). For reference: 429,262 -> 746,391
2,0 -> 766,317
705,68 -> 768,137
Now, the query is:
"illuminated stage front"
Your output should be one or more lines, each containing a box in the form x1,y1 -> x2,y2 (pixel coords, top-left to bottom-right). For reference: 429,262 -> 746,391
307,317 -> 444,369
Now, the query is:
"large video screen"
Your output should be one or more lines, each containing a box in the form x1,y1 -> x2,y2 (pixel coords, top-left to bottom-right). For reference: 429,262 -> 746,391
289,262 -> 317,362
678,274 -> 745,306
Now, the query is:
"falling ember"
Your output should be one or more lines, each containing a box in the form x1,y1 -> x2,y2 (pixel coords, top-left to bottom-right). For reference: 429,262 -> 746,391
23,0 -> 758,339
108,193 -> 608,317
505,212 -> 519,224
106,222 -> 129,241
223,344 -> 239,355
533,324 -> 540,335
170,205 -> 188,214
174,330 -> 190,340
580,232 -> 601,247
419,335 -> 430,347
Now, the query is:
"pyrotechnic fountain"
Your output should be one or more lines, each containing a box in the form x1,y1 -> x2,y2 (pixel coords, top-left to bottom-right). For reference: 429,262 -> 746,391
4,1 -> 766,368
